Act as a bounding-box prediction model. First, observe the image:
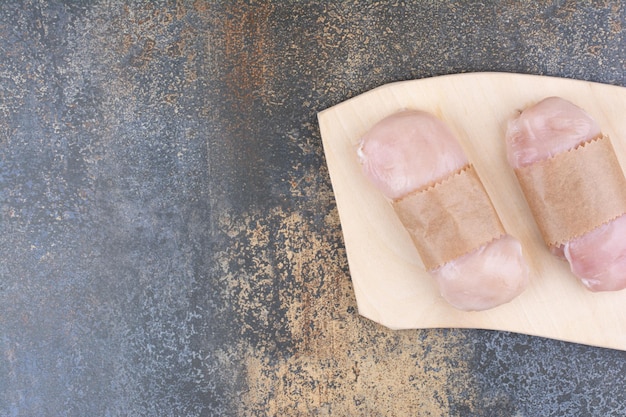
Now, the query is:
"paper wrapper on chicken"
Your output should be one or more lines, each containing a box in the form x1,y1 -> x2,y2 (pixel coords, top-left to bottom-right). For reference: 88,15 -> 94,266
506,97 -> 626,292
358,110 -> 529,311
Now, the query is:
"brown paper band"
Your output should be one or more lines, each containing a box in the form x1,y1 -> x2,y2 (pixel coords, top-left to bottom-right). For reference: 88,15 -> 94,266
515,135 -> 626,247
392,165 -> 505,271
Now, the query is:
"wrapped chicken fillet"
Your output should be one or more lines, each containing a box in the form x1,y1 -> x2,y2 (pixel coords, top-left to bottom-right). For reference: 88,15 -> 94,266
506,97 -> 626,291
358,110 -> 529,311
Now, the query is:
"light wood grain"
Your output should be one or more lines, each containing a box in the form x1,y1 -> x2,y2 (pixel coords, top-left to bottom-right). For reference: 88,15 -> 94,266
318,72 -> 626,351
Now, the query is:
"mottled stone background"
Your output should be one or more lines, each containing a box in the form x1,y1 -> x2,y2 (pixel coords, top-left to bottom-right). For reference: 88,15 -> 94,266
0,1 -> 624,416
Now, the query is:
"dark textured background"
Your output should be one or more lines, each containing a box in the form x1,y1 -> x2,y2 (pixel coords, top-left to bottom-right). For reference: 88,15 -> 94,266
0,1 -> 625,416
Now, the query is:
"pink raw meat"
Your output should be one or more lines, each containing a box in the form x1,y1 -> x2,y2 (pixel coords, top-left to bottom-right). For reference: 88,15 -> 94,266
358,110 -> 529,311
506,96 -> 626,291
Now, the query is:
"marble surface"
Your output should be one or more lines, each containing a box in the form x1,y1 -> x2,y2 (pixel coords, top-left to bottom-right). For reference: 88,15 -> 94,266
0,1 -> 625,416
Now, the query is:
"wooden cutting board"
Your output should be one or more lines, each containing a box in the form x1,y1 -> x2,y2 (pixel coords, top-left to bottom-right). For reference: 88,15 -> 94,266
318,72 -> 626,351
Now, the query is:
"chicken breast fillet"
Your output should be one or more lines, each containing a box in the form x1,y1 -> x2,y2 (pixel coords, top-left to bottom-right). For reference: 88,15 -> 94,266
358,110 -> 529,311
506,96 -> 626,291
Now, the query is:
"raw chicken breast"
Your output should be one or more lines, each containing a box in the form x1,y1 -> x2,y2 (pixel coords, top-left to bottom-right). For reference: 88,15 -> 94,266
506,96 -> 626,291
358,110 -> 529,311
